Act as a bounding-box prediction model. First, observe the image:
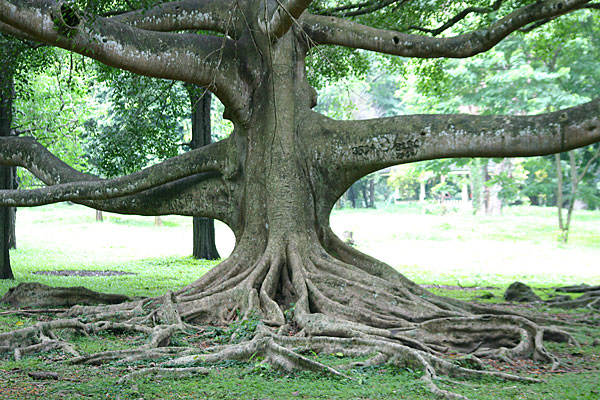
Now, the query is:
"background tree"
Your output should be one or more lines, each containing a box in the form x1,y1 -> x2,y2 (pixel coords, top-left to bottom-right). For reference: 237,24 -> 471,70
0,1 -> 599,397
0,34 -> 63,279
186,85 -> 220,260
0,35 -> 16,279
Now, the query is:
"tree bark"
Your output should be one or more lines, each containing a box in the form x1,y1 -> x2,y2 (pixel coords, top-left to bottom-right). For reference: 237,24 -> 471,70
188,86 -> 220,260
0,64 -> 13,279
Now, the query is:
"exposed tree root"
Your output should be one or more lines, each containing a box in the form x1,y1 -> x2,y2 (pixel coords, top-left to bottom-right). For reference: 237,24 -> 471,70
0,238 -> 579,399
548,289 -> 600,311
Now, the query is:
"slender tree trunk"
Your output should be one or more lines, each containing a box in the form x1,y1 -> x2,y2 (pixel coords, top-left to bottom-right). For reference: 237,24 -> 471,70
419,181 -> 426,203
368,178 -> 375,208
563,151 -> 579,243
348,184 -> 357,208
96,210 -> 103,222
555,153 -> 566,241
461,181 -> 469,208
361,183 -> 368,208
0,66 -> 14,279
187,86 -> 219,260
154,216 -> 163,227
484,159 -> 510,216
472,159 -> 486,215
7,167 -> 16,249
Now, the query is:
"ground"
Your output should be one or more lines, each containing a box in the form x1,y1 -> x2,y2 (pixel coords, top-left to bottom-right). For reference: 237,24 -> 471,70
0,203 -> 599,399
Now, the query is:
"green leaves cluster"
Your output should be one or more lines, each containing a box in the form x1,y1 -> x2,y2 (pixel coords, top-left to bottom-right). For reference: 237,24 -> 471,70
83,67 -> 188,177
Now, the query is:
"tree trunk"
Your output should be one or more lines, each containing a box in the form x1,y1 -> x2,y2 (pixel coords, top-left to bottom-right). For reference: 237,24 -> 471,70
154,216 -> 163,227
348,184 -> 357,208
187,86 -> 220,260
461,181 -> 469,208
0,66 -> 14,279
471,159 -> 485,215
7,167 -> 16,249
484,159 -> 510,217
368,178 -> 375,208
555,153 -> 566,241
419,181 -> 426,203
193,217 -> 219,260
95,210 -> 103,222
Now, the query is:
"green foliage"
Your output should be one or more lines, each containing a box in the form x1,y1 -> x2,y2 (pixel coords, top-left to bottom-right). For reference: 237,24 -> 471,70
387,165 -> 421,200
204,312 -> 262,345
83,67 -> 188,177
13,50 -> 92,187
485,159 -> 529,205
306,46 -> 371,90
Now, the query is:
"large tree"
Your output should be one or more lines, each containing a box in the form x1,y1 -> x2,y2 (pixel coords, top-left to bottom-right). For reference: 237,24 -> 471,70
0,1 -> 599,397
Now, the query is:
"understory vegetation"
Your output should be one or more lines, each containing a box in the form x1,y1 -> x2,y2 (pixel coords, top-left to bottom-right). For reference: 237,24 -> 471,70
1,204 -> 598,399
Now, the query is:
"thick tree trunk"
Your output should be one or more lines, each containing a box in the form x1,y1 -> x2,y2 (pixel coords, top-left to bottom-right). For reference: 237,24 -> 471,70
0,65 -> 14,279
188,86 -> 220,260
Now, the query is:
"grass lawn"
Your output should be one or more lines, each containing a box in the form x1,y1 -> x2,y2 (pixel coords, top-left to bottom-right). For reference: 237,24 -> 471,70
0,203 -> 599,399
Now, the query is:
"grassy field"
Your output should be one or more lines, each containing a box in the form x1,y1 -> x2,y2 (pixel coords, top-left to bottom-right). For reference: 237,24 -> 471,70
0,203 -> 599,399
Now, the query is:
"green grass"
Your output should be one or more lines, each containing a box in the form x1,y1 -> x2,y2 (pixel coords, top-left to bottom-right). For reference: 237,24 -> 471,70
0,203 -> 599,399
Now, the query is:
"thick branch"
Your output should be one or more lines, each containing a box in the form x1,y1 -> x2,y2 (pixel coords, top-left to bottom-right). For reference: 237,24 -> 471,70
0,0 -> 249,117
0,136 -> 233,206
87,174 -> 238,229
111,0 -> 244,37
311,98 -> 600,198
302,0 -> 592,58
0,21 -> 38,42
268,0 -> 314,38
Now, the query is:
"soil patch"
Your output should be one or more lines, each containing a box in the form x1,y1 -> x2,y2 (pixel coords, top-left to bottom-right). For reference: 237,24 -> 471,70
34,270 -> 136,277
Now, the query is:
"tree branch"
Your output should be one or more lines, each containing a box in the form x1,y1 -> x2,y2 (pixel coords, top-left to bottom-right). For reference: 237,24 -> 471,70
310,99 -> 600,198
407,0 -> 504,37
0,21 -> 38,42
86,174 -> 239,230
0,136 -> 234,206
267,0 -> 314,38
0,0 -> 249,118
317,0 -> 407,18
302,0 -> 592,58
111,0 -> 244,37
